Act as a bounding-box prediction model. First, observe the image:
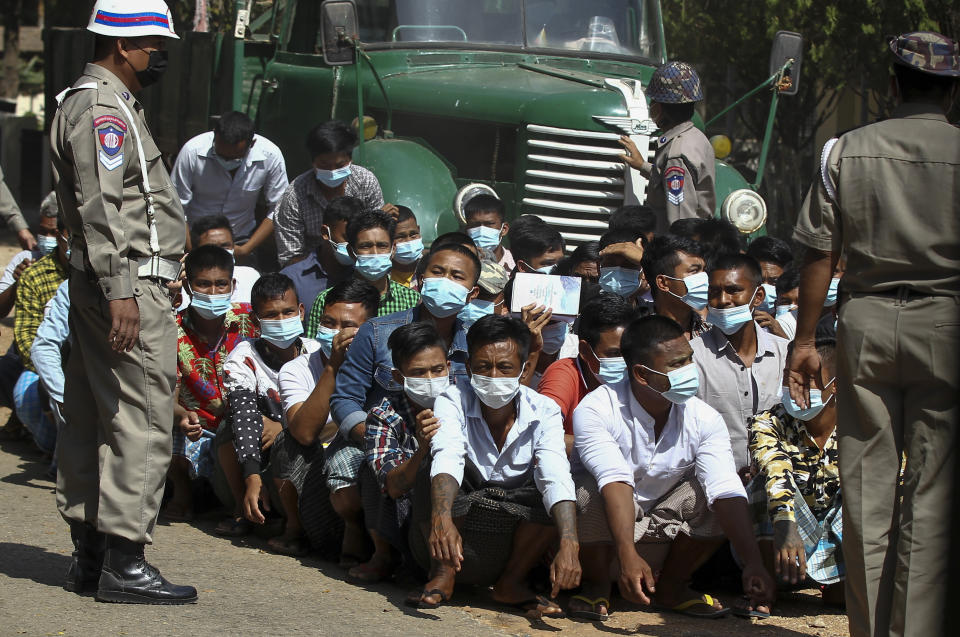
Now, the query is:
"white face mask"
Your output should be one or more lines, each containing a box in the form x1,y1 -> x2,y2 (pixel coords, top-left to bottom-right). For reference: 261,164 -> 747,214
402,375 -> 450,408
470,364 -> 525,409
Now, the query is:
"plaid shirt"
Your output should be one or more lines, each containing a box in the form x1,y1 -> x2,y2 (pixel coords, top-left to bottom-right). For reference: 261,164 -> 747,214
365,394 -> 420,490
177,303 -> 257,431
14,253 -> 68,372
748,403 -> 840,524
305,278 -> 420,338
273,166 -> 384,266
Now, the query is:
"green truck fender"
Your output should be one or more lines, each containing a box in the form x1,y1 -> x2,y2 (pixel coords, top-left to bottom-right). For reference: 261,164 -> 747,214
356,137 -> 459,244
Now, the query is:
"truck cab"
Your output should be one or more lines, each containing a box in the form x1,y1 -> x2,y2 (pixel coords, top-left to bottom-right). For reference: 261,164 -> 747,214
248,0 -> 770,246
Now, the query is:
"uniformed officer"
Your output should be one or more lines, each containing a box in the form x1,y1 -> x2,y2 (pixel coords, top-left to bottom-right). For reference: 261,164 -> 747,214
50,0 -> 195,604
620,61 -> 716,233
787,32 -> 959,637
0,165 -> 37,250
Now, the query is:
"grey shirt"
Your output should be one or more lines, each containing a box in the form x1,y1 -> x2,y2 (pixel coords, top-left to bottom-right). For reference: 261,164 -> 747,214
689,324 -> 789,469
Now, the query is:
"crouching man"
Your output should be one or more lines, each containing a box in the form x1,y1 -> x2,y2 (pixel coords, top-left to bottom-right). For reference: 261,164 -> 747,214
408,315 -> 580,616
570,315 -> 774,621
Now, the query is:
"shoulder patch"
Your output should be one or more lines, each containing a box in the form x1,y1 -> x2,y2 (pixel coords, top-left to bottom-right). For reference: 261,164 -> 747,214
97,121 -> 125,171
664,166 -> 685,205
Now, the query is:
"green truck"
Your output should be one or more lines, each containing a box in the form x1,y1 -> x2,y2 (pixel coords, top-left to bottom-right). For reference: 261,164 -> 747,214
45,0 -> 801,247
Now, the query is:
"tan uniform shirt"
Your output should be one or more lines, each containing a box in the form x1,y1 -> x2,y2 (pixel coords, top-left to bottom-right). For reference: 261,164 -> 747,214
0,165 -> 27,233
794,102 -> 960,296
646,120 -> 716,233
50,63 -> 186,301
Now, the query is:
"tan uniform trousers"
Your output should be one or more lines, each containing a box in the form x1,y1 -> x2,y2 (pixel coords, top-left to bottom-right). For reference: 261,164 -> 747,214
836,291 -> 958,637
56,268 -> 177,544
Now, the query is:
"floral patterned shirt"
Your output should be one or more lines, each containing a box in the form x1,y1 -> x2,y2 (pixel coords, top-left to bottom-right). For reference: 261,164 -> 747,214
176,303 -> 257,431
748,403 -> 840,523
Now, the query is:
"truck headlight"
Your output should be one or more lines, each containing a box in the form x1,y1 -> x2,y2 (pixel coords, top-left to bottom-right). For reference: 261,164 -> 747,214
722,189 -> 767,234
454,183 -> 499,224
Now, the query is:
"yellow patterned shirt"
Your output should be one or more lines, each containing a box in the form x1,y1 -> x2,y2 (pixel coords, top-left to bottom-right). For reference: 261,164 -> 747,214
748,404 -> 840,523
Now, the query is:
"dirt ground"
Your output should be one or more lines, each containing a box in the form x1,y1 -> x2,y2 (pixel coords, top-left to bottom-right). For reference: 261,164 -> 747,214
0,237 -> 850,637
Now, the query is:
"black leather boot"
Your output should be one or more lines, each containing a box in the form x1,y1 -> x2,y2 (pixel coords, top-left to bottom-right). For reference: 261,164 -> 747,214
96,535 -> 197,605
64,521 -> 105,594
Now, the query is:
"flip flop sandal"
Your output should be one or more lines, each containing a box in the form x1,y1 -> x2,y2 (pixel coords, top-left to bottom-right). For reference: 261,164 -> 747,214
732,596 -> 771,619
568,595 -> 611,621
657,593 -> 730,619
498,594 -> 566,619
267,535 -> 310,557
215,516 -> 253,537
404,588 -> 449,609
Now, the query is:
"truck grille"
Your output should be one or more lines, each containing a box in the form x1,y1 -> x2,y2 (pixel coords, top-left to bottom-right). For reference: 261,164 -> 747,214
521,124 -> 655,249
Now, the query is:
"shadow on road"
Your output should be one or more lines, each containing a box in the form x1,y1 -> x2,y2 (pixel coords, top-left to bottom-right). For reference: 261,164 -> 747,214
0,439 -> 55,491
0,542 -> 71,588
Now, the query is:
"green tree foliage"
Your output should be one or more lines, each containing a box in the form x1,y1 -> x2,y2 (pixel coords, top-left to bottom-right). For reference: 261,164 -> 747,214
663,0 -> 958,237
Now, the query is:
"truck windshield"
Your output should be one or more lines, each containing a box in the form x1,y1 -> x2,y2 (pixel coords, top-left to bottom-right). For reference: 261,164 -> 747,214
357,0 -> 663,60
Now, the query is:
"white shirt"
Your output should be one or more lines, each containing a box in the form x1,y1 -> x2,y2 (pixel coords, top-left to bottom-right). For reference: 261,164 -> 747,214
0,249 -> 38,294
177,265 -> 261,312
773,310 -> 797,340
224,338 -> 320,419
430,382 -> 575,515
278,348 -> 331,421
572,379 -> 745,512
171,131 -> 289,241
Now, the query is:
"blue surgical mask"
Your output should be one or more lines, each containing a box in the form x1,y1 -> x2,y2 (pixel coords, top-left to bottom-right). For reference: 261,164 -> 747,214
643,362 -> 700,404
535,264 -> 556,275
259,315 -> 303,349
824,277 -> 840,307
328,239 -> 354,266
421,276 -> 470,318
775,304 -> 797,318
664,271 -> 708,310
37,235 -> 58,256
541,321 -> 568,355
316,165 -> 352,188
190,289 -> 233,320
599,266 -> 641,297
596,356 -> 627,384
470,366 -> 525,409
781,380 -> 835,421
315,325 -> 338,358
759,283 -> 778,313
215,155 -> 243,171
707,289 -> 758,335
354,253 -> 393,281
393,238 -> 423,265
457,299 -> 494,328
467,225 -> 502,252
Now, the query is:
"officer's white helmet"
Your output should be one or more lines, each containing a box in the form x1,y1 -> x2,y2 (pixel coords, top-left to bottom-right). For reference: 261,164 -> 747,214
87,0 -> 179,40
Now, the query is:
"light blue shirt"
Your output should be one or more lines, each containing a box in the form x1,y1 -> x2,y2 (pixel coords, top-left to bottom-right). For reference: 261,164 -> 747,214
430,381 -> 575,515
31,280 -> 70,404
171,131 -> 289,241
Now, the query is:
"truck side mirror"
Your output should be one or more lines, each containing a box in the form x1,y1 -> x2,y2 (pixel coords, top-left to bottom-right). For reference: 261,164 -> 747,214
769,31 -> 803,96
320,0 -> 359,66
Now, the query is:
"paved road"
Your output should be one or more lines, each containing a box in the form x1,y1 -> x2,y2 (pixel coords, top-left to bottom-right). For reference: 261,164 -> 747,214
0,434 -> 510,637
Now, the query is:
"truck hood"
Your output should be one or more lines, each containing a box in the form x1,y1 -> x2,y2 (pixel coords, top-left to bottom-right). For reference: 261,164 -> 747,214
364,55 -> 653,129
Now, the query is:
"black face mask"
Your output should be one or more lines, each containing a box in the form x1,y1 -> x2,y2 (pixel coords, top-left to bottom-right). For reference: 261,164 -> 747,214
128,48 -> 168,88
